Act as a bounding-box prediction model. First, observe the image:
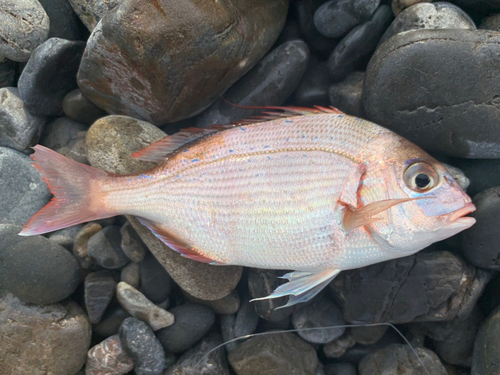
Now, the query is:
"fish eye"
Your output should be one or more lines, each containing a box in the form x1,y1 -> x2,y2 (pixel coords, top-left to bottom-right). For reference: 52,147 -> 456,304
403,162 -> 439,192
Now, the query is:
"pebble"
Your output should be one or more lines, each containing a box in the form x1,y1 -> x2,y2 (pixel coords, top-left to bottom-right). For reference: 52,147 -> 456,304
0,0 -> 50,62
329,71 -> 365,117
40,117 -> 88,163
77,0 -> 288,125
195,39 -> 310,128
116,281 -> 174,331
121,261 -> 140,289
291,294 -> 346,344
85,270 -> 117,324
73,222 -> 102,269
119,317 -> 165,375
351,325 -> 388,345
186,289 -> 241,315
220,314 -> 238,353
38,0 -> 85,40
0,289 -> 91,374
480,13 -> 500,31
93,306 -> 131,338
228,332 -> 319,375
47,224 -> 84,250
139,252 -> 172,304
363,29 -> 500,158
18,37 -> 85,116
314,0 -> 381,39
0,224 -> 81,304
379,2 -> 476,47
63,88 -> 107,125
293,58 -> 331,107
85,334 -> 134,375
87,225 -> 130,269
324,362 -> 358,375
0,59 -> 17,87
68,0 -> 120,31
323,331 -> 357,358
156,303 -> 215,353
120,220 -> 147,263
472,305 -> 500,375
392,0 -> 432,15
234,294 -> 260,338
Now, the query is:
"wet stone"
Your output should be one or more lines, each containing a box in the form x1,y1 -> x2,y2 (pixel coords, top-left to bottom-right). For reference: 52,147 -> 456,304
47,224 -> 84,250
85,270 -> 117,324
63,88 -> 107,125
392,0 -> 432,16
293,58 -> 331,107
186,289 -> 241,315
38,0 -> 85,40
234,293 -> 260,338
73,222 -> 102,269
120,221 -> 147,263
0,59 -> 17,88
93,306 -> 131,338
121,261 -> 140,289
87,225 -> 130,269
351,325 -> 388,345
68,0 -> 121,31
18,37 -> 85,116
472,305 -> 500,375
86,334 -> 134,375
220,314 -> 238,353
329,71 -> 365,117
324,362 -> 358,375
139,252 -> 172,304
157,303 -> 215,353
40,117 -> 88,164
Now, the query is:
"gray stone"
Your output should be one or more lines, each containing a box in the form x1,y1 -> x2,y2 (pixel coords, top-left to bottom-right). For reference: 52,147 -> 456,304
85,270 -> 117,324
40,117 -> 88,163
68,0 -> 120,31
85,334 -> 134,375
0,87 -> 46,152
324,362 -> 357,375
472,305 -> 500,375
293,58 -> 331,107
139,252 -> 172,304
18,37 -> 85,116
62,88 -> 107,125
121,261 -> 140,289
47,224 -> 84,250
0,59 -> 17,88
120,220 -> 147,263
186,289 -> 240,315
38,0 -> 85,40
351,325 -> 388,345
220,314 -> 238,353
234,293 -> 260,338
323,331 -> 356,358
329,71 -> 365,117
480,13 -> 500,31
93,306 -> 130,338
73,222 -> 102,269
87,225 -> 130,269
363,29 -> 500,158
392,0 -> 432,15
0,0 -> 50,62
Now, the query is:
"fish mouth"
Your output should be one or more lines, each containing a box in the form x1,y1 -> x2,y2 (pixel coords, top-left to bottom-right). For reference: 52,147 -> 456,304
443,202 -> 476,227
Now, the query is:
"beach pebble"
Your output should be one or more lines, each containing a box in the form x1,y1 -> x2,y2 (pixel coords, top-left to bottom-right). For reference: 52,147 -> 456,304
119,317 -> 165,375
472,305 -> 500,375
120,261 -> 140,289
63,89 -> 107,125
392,0 -> 432,15
0,87 -> 46,152
86,334 -> 134,375
351,325 -> 388,345
293,58 -> 331,107
0,59 -> 18,88
73,222 -> 102,269
38,0 -> 85,40
120,221 -> 147,263
156,303 -> 215,353
77,0 -> 288,125
0,224 -> 81,304
116,281 -> 174,331
68,0 -> 120,31
234,294 -> 260,338
0,0 -> 50,62
18,38 -> 85,116
47,224 -> 84,250
93,306 -> 130,338
139,252 -> 172,304
0,289 -> 91,374
323,331 -> 357,358
87,225 -> 130,269
329,71 -> 365,117
85,270 -> 117,324
363,29 -> 500,158
220,314 -> 238,353
186,289 -> 240,315
40,117 -> 88,163
228,332 -> 319,375
324,362 -> 358,375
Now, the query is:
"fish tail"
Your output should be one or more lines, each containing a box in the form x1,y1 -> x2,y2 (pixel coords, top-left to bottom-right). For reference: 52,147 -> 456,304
19,145 -> 114,236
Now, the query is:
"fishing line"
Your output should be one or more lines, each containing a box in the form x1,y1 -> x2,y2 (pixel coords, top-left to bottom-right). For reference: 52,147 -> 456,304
194,322 -> 432,375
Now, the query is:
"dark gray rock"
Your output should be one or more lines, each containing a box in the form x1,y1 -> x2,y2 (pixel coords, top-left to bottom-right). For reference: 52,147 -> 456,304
0,87 -> 46,152
156,303 -> 215,353
0,224 -> 81,304
0,60 -> 17,88
18,37 -> 85,116
234,294 -> 260,338
472,305 -> 500,375
329,71 -> 365,117
328,5 -> 393,82
480,13 -> 500,31
139,252 -> 172,304
186,289 -> 240,315
121,261 -> 140,289
478,277 -> 500,317
62,88 -> 107,125
68,0 -> 121,31
38,0 -> 85,40
87,225 -> 130,269
293,58 -> 331,107
120,220 -> 147,263
220,314 -> 238,353
449,158 -> 500,196
93,306 -> 131,338
84,270 -> 117,324
324,362 -> 358,375
363,29 -> 500,158
323,331 -> 357,358
196,40 -> 310,128
47,224 -> 84,250
119,317 -> 165,375
314,0 -> 381,38
291,294 -> 346,344
351,325 -> 388,345
40,117 -> 88,163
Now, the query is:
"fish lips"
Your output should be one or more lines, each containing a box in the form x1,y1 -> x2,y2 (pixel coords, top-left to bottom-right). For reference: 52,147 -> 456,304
442,202 -> 476,229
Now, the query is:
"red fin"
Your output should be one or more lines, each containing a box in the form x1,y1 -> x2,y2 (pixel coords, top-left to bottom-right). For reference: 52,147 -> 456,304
20,145 -> 112,236
136,218 -> 216,264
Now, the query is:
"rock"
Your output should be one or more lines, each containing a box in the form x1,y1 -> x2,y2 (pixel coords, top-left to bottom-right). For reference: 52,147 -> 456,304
314,0 -> 381,39
228,332 -> 319,375
86,334 -> 134,375
442,162 -> 470,191
392,0 -> 432,15
0,0 -> 50,62
68,0 -> 120,31
73,222 -> 102,269
116,281 -> 174,331
0,289 -> 91,375
449,158 -> 500,196
121,261 -> 140,289
0,59 -> 18,87
291,294 -> 346,344
363,29 -> 500,158
220,314 -> 238,353
156,303 -> 215,353
186,289 -> 240,315
234,294 -> 260,338
351,325 -> 388,345
330,250 -> 491,324
87,225 -> 130,269
379,2 -> 476,46
0,224 -> 81,304
18,38 -> 85,116
472,305 -> 500,375
480,13 -> 500,31
328,5 -> 393,82
40,117 -> 88,163
63,88 -> 107,125
119,317 -> 165,375
93,306 -> 131,338
329,71 -> 365,117
85,270 -> 117,324
324,362 -> 358,375
293,58 -> 331,107
38,0 -> 85,40
77,0 -> 288,125
165,333 -> 230,375
359,343 -> 447,374
120,220 -> 147,263
195,39 -> 310,128
48,224 -> 84,250
323,331 -> 357,358
139,252 -> 172,304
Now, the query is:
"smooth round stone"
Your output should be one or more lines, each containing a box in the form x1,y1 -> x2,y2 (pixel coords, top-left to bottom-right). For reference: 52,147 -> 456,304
120,221 -> 147,263
0,59 -> 17,87
363,29 -> 500,158
0,0 -> 50,62
293,58 -> 331,107
228,332 -> 319,375
119,317 -> 165,375
73,222 -> 102,269
351,325 -> 388,345
328,5 -> 393,82
139,252 -> 172,304
359,343 -> 447,374
63,89 -> 107,125
18,37 -> 85,116
86,334 -> 134,375
220,314 -> 238,353
472,305 -> 500,374
121,261 -> 140,289
379,2 -> 476,46
85,270 -> 117,324
329,71 -> 365,117
0,290 -> 91,374
480,13 -> 500,31
68,0 -> 120,31
157,303 -> 215,353
195,40 -> 310,128
291,294 -> 346,344
87,226 -> 130,269
38,0 -> 85,40
314,0 -> 381,38
48,224 -> 84,250
323,331 -> 356,358
392,0 -> 432,15
93,306 -> 131,338
324,362 -> 357,375
0,224 -> 81,304
0,87 -> 46,152
186,289 -> 240,315
77,0 -> 288,125
116,281 -> 174,331
40,117 -> 88,163
234,294 -> 260,338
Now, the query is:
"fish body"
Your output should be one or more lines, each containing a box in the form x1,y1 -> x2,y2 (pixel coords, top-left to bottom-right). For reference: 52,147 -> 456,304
20,108 -> 475,307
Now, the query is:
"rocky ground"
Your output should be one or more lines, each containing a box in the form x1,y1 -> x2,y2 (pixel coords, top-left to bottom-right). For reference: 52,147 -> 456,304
1,0 -> 500,374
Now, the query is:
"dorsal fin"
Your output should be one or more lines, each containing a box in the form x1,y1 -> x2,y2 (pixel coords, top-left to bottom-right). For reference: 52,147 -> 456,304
230,106 -> 345,125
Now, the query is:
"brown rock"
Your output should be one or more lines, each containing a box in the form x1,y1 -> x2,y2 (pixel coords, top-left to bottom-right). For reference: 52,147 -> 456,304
73,222 -> 103,268
86,334 -> 134,375
77,0 -> 289,124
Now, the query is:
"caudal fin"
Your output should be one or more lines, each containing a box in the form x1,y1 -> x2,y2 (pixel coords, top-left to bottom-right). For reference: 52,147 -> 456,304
20,145 -> 113,236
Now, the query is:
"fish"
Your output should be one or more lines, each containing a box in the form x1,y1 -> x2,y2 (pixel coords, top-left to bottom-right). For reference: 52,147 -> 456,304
19,106 -> 476,308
